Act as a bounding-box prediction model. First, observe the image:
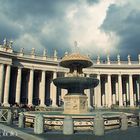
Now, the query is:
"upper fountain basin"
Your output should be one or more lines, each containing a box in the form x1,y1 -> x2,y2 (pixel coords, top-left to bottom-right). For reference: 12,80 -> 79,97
60,53 -> 93,68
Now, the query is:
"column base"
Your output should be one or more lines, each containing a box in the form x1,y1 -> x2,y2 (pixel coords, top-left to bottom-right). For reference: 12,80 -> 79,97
51,104 -> 58,108
39,104 -> 46,107
28,103 -> 33,107
3,103 -> 10,107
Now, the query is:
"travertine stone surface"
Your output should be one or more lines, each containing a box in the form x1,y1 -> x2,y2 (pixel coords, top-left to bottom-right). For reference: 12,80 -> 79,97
7,110 -> 12,125
18,112 -> 25,128
34,114 -> 44,134
64,95 -> 88,114
63,116 -> 74,135
94,113 -> 104,136
120,113 -> 128,131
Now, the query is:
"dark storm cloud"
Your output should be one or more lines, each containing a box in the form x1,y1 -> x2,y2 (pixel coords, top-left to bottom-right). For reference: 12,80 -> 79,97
0,0 -> 78,56
101,4 -> 140,60
0,0 -> 74,20
0,17 -> 21,42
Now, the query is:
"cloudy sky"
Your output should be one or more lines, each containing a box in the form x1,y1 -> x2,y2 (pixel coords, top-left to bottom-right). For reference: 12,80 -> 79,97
0,0 -> 140,60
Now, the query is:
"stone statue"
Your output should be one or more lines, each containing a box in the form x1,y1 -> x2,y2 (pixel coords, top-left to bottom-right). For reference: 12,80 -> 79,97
20,48 -> 24,53
31,48 -> 35,55
127,54 -> 131,64
138,54 -> 140,64
107,54 -> 110,63
117,54 -> 120,61
97,55 -> 100,64
3,38 -> 7,46
43,48 -> 47,56
54,49 -> 57,58
117,54 -> 120,64
9,41 -> 13,48
64,51 -> 68,56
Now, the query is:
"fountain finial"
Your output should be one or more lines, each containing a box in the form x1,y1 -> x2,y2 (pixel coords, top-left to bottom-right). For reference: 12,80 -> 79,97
74,41 -> 79,53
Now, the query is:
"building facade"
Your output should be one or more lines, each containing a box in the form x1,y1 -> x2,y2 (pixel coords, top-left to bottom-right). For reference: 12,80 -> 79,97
0,40 -> 140,108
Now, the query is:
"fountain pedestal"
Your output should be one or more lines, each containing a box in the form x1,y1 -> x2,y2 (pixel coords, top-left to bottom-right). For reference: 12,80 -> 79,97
64,95 -> 88,114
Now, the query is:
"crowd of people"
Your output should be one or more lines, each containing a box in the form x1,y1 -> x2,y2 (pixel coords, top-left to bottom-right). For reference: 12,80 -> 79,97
0,102 -> 35,111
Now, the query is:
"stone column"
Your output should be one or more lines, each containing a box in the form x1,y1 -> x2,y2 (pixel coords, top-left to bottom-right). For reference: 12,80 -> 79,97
96,74 -> 101,108
105,79 -> 108,107
102,80 -> 105,106
126,81 -> 130,105
51,71 -> 57,107
138,75 -> 140,105
61,89 -> 67,101
15,68 -> 22,104
61,88 -> 67,106
107,74 -> 112,107
28,69 -> 34,105
129,74 -> 134,107
123,93 -> 126,106
61,73 -> 67,105
112,94 -> 116,105
0,64 -> 4,104
136,77 -> 140,104
39,70 -> 46,106
118,74 -> 123,106
85,74 -> 93,109
115,79 -> 119,104
102,94 -> 105,106
3,65 -> 11,106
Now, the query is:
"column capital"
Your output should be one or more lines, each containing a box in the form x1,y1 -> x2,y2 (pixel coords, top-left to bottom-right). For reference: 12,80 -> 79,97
96,71 -> 101,75
118,72 -> 122,76
17,67 -> 22,73
30,68 -> 34,71
42,70 -> 46,72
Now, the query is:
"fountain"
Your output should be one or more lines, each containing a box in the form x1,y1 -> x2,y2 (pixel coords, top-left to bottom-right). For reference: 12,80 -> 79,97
23,51 -> 136,132
53,52 -> 99,114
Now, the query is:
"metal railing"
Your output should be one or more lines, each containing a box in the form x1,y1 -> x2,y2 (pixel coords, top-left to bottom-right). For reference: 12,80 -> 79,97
0,109 -> 9,122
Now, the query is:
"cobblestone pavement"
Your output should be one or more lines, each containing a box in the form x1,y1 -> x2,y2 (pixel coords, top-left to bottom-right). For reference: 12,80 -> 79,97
0,136 -> 23,140
39,127 -> 140,140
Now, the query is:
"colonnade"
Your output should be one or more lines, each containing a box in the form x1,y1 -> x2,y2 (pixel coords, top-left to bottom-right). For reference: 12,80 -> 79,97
91,74 -> 140,108
0,63 -> 140,108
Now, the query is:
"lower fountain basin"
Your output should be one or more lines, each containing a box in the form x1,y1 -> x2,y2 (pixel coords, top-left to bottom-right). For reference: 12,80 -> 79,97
53,77 -> 99,94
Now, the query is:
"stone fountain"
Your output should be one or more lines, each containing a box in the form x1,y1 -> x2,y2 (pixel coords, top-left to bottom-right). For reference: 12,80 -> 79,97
53,53 -> 99,114
24,52 -> 135,133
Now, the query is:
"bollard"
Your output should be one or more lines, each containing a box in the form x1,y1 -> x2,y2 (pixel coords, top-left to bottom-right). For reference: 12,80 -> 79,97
18,112 -> 25,128
120,113 -> 128,131
34,114 -> 44,134
94,113 -> 104,136
7,110 -> 12,125
63,116 -> 74,135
